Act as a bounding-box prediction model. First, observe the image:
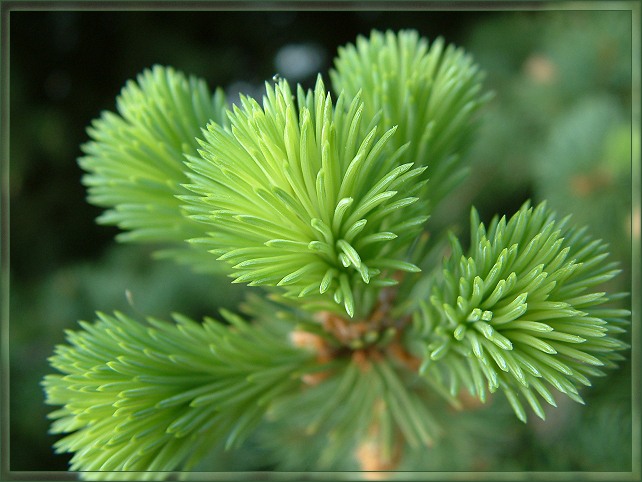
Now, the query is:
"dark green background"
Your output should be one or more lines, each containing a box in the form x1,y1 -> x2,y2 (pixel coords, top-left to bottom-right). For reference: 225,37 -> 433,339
8,7 -> 634,474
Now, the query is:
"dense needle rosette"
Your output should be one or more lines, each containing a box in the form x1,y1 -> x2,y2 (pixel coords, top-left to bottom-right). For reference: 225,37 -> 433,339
182,77 -> 429,317
331,29 -> 491,209
417,201 -> 628,420
42,311 -> 312,478
42,27 -> 631,476
79,65 -> 229,271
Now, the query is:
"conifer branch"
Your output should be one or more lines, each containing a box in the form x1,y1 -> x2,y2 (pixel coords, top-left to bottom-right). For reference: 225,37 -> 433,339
42,311 -> 314,477
263,353 -> 442,471
413,201 -> 629,420
79,65 -> 228,272
42,28 -> 630,476
182,76 -> 429,317
330,29 -> 492,210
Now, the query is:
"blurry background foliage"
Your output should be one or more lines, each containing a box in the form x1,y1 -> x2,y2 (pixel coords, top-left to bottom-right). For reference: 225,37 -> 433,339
8,7 -> 635,473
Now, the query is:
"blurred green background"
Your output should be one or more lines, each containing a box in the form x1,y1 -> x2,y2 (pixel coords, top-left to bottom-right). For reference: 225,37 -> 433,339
8,7 -> 636,474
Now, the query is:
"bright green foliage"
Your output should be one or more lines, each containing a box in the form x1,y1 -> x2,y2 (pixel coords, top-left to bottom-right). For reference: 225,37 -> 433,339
240,293 -> 443,468
42,311 -> 313,478
79,65 -> 229,272
415,201 -> 629,421
263,356 -> 443,470
42,29 -> 630,476
183,76 -> 428,317
331,29 -> 491,209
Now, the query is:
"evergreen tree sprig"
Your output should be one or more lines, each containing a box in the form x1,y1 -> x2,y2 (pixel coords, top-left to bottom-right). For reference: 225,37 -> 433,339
414,201 -> 629,421
78,65 -> 228,272
330,29 -> 492,210
41,28 -> 630,475
182,76 -> 429,317
42,311 -> 314,478
263,352 -> 443,471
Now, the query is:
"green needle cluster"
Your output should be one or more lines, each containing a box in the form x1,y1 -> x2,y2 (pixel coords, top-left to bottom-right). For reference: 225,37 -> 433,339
43,311 -> 312,477
78,66 -> 229,272
331,30 -> 492,208
416,201 -> 629,421
183,77 -> 427,317
41,29 -> 629,475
